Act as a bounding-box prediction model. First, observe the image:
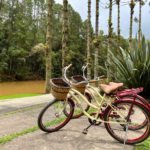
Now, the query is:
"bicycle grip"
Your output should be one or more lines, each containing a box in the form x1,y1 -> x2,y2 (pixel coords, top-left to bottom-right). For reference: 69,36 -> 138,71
86,63 -> 89,68
99,75 -> 105,79
89,80 -> 97,83
68,64 -> 72,68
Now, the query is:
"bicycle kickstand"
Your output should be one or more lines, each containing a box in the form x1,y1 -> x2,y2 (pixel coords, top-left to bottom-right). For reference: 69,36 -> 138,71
123,123 -> 129,150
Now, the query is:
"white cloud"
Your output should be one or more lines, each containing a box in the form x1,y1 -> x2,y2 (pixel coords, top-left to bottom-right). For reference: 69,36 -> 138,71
55,0 -> 150,39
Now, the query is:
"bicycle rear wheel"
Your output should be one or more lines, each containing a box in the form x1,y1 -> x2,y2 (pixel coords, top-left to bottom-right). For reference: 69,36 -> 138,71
104,100 -> 150,144
38,98 -> 74,132
117,95 -> 149,130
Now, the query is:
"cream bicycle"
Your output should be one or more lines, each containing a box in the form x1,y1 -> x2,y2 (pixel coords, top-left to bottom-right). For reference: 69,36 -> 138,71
38,64 -> 150,145
75,64 -> 150,131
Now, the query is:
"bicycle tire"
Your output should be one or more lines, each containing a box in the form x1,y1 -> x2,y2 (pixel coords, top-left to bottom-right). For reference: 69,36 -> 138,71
64,92 -> 91,119
104,100 -> 150,144
38,98 -> 74,132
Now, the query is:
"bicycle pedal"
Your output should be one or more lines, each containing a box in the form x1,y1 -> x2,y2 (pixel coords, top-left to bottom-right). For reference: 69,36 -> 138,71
82,129 -> 88,134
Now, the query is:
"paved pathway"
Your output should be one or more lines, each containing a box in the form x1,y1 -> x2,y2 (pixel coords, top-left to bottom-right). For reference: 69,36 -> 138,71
0,93 -> 135,150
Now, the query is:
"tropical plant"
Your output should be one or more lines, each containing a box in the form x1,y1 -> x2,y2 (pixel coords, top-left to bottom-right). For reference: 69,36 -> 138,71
100,34 -> 150,97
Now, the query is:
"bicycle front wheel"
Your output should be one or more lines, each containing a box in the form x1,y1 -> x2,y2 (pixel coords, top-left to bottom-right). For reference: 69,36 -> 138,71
104,100 -> 150,144
64,92 -> 91,119
38,98 -> 74,132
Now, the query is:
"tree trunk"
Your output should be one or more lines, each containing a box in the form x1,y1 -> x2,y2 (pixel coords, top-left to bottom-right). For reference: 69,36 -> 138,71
11,0 -> 14,32
94,0 -> 99,81
129,0 -> 134,44
0,0 -> 2,10
87,0 -> 91,80
45,0 -> 53,94
138,0 -> 141,48
117,0 -> 120,49
107,0 -> 112,80
62,0 -> 69,78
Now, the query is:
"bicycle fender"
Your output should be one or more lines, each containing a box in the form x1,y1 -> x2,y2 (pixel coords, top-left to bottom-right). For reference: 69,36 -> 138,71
103,99 -> 150,114
68,97 -> 75,107
85,92 -> 92,100
136,95 -> 150,109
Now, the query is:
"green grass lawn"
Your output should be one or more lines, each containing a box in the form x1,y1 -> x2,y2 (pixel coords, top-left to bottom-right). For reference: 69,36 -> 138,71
134,136 -> 150,150
0,93 -> 44,100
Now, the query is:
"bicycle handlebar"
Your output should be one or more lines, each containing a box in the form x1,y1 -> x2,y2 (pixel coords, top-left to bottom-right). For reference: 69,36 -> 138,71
63,64 -> 104,86
63,64 -> 88,86
89,80 -> 97,83
81,64 -> 104,82
68,64 -> 72,68
99,75 -> 105,79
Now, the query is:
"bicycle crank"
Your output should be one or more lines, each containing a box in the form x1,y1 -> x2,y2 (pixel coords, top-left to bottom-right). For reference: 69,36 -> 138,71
88,112 -> 102,126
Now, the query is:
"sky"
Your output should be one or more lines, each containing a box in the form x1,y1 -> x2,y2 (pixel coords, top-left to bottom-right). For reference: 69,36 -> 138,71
54,0 -> 150,40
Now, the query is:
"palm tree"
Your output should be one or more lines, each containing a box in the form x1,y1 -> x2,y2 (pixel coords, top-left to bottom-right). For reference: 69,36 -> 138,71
107,0 -> 113,79
62,0 -> 69,78
94,0 -> 99,81
87,0 -> 91,80
129,0 -> 135,44
45,0 -> 53,94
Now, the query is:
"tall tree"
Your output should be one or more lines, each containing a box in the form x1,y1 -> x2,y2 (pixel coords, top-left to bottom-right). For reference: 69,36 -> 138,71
62,0 -> 69,77
138,0 -> 145,48
116,0 -> 120,49
134,0 -> 145,48
87,0 -> 91,80
45,0 -> 53,93
107,0 -> 113,79
94,0 -> 99,81
0,0 -> 2,10
129,0 -> 135,44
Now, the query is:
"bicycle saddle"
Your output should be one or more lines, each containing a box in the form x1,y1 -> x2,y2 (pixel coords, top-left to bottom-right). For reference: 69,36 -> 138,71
109,82 -> 123,89
99,84 -> 118,94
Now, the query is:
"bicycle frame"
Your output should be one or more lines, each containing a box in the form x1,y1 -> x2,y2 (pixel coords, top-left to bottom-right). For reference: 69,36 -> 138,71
69,88 -> 127,124
63,64 -> 146,125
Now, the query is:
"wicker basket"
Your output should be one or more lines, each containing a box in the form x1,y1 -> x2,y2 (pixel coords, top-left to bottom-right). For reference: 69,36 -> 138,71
71,75 -> 87,93
50,78 -> 71,100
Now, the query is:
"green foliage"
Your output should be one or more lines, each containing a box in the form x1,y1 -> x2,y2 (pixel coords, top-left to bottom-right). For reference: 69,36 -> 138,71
0,1 -> 96,80
0,0 -> 133,82
100,34 -> 150,97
